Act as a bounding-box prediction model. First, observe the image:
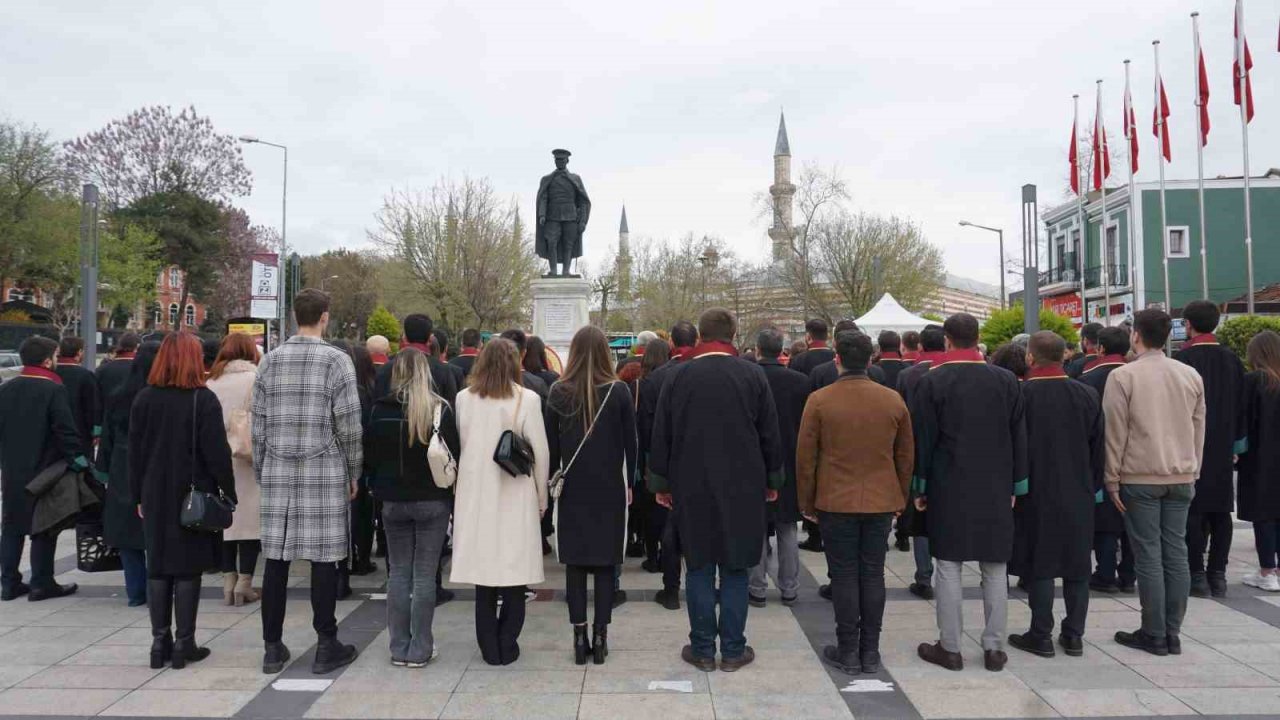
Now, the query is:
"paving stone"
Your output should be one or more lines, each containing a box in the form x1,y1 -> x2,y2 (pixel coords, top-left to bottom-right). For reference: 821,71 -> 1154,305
141,665 -> 275,691
99,626 -> 222,646
901,686 -> 1058,718
1092,634 -> 1234,664
577,692 -> 714,720
455,669 -> 584,694
1128,661 -> 1276,688
99,688 -> 259,716
0,641 -> 91,666
0,687 -> 130,716
1037,688 -> 1195,716
329,665 -> 466,694
305,690 -> 452,719
439,692 -> 581,719
1,625 -> 117,644
16,665 -> 162,689
1170,687 -> 1280,715
1205,642 -> 1280,664
708,667 -> 838,696
463,648 -> 578,671
57,643 -> 160,667
710,693 -> 853,720
0,666 -> 44,690
581,668 -> 711,694
1009,661 -> 1156,690
1182,625 -> 1280,643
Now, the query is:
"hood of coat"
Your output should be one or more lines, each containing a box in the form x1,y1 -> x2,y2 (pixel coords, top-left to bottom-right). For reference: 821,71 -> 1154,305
221,359 -> 258,375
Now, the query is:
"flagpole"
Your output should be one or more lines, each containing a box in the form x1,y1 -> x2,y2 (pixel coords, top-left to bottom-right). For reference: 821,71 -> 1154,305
1238,0 -> 1255,314
1075,94 -> 1087,327
1125,60 -> 1138,305
1155,41 -> 1172,317
1193,12 -> 1210,300
1098,79 -> 1111,327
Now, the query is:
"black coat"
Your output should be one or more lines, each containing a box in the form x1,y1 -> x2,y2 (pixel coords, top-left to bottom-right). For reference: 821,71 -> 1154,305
0,373 -> 85,535
1238,372 -> 1280,522
128,387 -> 236,577
789,346 -> 835,377
1011,372 -> 1105,579
98,378 -> 145,550
1174,342 -> 1246,512
449,353 -> 478,379
1077,358 -> 1127,534
895,357 -> 937,537
649,351 -> 784,570
810,360 -> 886,391
759,360 -> 810,523
876,358 -> 911,390
1065,354 -> 1097,380
367,395 -> 460,504
96,357 -> 134,404
912,353 -> 1027,562
55,362 -> 99,456
546,381 -> 637,566
636,358 -> 684,484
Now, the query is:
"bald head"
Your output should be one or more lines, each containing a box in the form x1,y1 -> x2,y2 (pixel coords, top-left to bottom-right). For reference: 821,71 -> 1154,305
366,335 -> 390,355
1028,331 -> 1066,366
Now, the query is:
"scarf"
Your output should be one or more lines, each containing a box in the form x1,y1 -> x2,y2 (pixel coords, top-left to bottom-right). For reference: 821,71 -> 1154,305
936,348 -> 985,366
1025,364 -> 1069,380
20,366 -> 62,384
1184,333 -> 1218,347
687,341 -> 740,359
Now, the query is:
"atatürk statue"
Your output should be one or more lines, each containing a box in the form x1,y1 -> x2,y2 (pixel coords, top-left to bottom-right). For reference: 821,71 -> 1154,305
535,149 -> 590,277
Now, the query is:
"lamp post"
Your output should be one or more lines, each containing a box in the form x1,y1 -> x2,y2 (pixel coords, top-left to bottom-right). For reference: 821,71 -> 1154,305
238,136 -> 288,339
959,221 -> 1006,310
697,246 -> 720,308
320,275 -> 340,292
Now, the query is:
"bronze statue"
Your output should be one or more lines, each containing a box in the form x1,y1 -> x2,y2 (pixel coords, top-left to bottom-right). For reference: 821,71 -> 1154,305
535,149 -> 590,277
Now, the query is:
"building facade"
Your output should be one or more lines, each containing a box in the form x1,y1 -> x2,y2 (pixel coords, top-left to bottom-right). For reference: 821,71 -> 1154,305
149,265 -> 207,331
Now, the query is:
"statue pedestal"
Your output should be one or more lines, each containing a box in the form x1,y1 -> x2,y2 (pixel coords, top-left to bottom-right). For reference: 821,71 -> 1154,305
530,277 -> 592,369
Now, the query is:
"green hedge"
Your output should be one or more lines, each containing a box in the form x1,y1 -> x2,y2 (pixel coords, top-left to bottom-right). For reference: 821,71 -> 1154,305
365,305 -> 401,353
980,303 -> 1079,348
1217,315 -> 1280,361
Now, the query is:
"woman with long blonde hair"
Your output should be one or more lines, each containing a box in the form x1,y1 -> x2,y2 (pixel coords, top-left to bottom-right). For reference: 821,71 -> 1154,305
545,325 -> 637,664
1239,331 -> 1280,592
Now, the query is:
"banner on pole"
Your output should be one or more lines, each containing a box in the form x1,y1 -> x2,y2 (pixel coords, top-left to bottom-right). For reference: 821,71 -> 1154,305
250,252 -> 279,320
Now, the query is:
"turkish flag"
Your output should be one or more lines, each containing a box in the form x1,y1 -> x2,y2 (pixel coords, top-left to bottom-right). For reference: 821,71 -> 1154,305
1198,48 -> 1211,145
1124,76 -> 1139,173
1152,77 -> 1171,162
1235,4 -> 1255,122
1069,118 -> 1080,195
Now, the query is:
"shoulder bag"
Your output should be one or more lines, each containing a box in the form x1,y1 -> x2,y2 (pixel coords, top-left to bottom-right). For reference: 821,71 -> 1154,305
549,381 -> 616,499
427,399 -> 458,489
493,385 -> 535,477
181,391 -> 237,533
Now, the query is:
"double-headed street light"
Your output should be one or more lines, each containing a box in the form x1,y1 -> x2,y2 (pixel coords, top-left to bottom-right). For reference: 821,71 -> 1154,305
959,221 -> 1006,310
239,136 -> 289,338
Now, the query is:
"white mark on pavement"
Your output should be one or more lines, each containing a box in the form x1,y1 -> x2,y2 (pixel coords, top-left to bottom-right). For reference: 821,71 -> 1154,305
367,593 -> 388,600
272,678 -> 334,692
648,680 -> 695,693
841,679 -> 896,693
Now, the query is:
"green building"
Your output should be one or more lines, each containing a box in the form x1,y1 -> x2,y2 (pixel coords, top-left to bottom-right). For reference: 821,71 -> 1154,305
1038,172 -> 1280,326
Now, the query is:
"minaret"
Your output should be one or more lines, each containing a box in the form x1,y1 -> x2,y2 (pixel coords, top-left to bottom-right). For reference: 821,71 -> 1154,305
616,206 -> 632,301
768,110 -> 796,263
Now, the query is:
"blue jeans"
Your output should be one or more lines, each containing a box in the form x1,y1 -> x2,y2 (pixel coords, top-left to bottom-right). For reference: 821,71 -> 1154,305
120,548 -> 147,605
1122,483 -> 1193,639
819,512 -> 892,653
913,537 -> 933,586
686,563 -> 748,660
383,500 -> 451,664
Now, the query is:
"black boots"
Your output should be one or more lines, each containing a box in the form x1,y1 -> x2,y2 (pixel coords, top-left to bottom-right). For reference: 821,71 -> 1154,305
171,578 -> 210,669
1190,572 -> 1211,598
262,642 -> 291,674
148,578 -> 174,669
591,625 -> 608,665
573,625 -> 591,665
1208,571 -> 1228,597
312,634 -> 358,674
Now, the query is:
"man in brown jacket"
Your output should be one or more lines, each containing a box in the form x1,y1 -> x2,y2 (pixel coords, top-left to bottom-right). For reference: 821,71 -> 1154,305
797,331 -> 913,676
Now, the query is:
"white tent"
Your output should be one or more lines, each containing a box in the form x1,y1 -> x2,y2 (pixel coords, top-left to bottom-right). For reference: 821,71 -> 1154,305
853,293 -> 933,338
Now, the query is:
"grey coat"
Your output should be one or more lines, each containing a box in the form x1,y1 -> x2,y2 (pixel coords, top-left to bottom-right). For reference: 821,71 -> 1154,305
253,336 -> 364,562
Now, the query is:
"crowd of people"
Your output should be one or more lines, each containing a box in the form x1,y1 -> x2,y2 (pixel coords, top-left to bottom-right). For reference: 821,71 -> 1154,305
3,287 -> 1278,681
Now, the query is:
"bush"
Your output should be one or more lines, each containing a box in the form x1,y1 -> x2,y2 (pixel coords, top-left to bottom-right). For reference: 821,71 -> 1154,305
980,303 -> 1079,348
920,311 -> 945,322
365,305 -> 401,353
1218,315 -> 1280,360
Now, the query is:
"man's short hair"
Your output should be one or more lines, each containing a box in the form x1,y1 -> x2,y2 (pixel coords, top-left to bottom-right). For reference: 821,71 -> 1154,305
805,318 -> 829,342
636,330 -> 658,347
461,328 -> 481,348
756,327 -> 785,358
1097,326 -> 1130,356
1010,333 -> 1031,348
366,335 -> 390,355
1133,308 -> 1173,349
58,337 -> 84,358
670,320 -> 698,349
1028,331 -> 1067,364
878,330 -> 901,353
902,330 -> 920,351
117,333 -> 140,353
499,328 -> 527,352
942,313 -> 980,349
920,324 -> 946,352
833,319 -> 859,335
433,328 -> 450,353
698,308 -> 737,344
403,314 -> 434,344
1080,322 -> 1103,347
836,331 -> 873,371
1182,300 -> 1221,335
294,289 -> 330,327
19,336 -> 58,367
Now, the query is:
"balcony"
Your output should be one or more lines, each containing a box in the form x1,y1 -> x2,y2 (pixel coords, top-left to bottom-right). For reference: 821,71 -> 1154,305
1083,264 -> 1129,289
1038,265 -> 1080,287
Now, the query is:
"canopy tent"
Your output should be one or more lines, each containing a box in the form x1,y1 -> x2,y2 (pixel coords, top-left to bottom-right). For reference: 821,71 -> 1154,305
853,293 -> 933,338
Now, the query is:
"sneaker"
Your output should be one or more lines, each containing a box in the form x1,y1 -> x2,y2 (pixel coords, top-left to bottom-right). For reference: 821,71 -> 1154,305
1243,573 -> 1280,592
391,658 -> 408,667
406,648 -> 439,669
749,594 -> 767,608
908,583 -> 934,600
780,595 -> 798,607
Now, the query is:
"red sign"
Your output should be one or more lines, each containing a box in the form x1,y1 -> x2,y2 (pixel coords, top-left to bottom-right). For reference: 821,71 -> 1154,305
1043,292 -> 1083,328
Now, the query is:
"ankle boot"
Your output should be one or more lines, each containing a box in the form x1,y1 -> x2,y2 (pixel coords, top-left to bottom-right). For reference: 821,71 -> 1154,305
148,578 -> 174,670
171,578 -> 210,669
592,625 -> 608,665
234,574 -> 260,606
222,572 -> 237,606
313,634 -> 358,674
573,625 -> 590,665
1207,571 -> 1228,598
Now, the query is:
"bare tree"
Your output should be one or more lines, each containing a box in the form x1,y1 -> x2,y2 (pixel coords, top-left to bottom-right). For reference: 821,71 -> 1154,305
813,211 -> 944,317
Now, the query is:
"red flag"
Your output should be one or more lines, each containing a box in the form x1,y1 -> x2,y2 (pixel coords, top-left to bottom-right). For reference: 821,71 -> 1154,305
1092,89 -> 1110,191
1235,2 -> 1255,122
1152,76 -> 1171,162
1069,118 -> 1080,195
1124,73 -> 1139,173
1198,48 -> 1211,145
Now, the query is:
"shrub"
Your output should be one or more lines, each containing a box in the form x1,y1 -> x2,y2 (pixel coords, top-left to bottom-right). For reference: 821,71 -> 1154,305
980,303 -> 1079,348
365,305 -> 401,353
1218,315 -> 1280,360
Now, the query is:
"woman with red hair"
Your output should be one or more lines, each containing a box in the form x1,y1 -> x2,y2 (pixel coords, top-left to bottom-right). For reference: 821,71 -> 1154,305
129,332 -> 237,670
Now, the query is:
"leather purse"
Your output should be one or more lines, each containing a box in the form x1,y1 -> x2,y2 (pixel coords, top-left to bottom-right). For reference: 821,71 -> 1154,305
180,392 -> 236,533
493,386 -> 534,477
427,400 -> 458,489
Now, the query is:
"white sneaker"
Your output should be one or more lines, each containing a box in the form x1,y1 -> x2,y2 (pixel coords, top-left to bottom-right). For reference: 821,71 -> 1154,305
1242,573 -> 1280,592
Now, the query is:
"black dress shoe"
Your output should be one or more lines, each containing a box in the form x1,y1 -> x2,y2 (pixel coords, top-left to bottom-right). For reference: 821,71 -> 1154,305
1118,581 -> 1136,593
435,588 -> 455,607
799,537 -> 824,552
1058,634 -> 1084,657
349,561 -> 377,577
262,642 -> 291,674
626,542 -> 645,559
918,642 -> 963,671
1167,634 -> 1182,655
894,536 -> 911,552
719,645 -> 755,672
681,644 -> 716,672
0,582 -> 29,601
1190,572 -> 1210,598
654,589 -> 680,611
28,582 -> 77,602
984,649 -> 1008,672
860,649 -> 882,674
818,584 -> 832,601
541,538 -> 553,556
1114,629 -> 1169,656
749,594 -> 766,608
312,635 -> 358,674
641,558 -> 661,573
821,645 -> 859,675
1009,633 -> 1055,658
908,583 -> 934,600
1208,571 -> 1227,597
1089,579 -> 1120,594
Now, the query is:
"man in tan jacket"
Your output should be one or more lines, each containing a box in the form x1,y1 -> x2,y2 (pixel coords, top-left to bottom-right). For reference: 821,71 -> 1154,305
797,331 -> 913,676
1103,309 -> 1205,657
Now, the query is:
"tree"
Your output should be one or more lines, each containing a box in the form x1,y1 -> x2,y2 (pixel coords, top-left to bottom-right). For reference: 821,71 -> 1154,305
1218,316 -> 1280,362
755,163 -> 850,321
0,121 -> 71,284
812,212 -> 944,319
99,221 -> 164,319
366,305 -> 401,351
369,177 -> 539,331
980,303 -> 1079,348
64,105 -> 252,208
300,249 -> 379,339
201,207 -> 277,325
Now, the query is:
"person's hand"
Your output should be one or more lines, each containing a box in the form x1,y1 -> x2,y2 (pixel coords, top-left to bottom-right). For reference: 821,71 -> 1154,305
656,492 -> 673,509
914,496 -> 927,511
1109,490 -> 1126,514
350,480 -> 359,501
801,512 -> 817,524
1011,496 -> 1016,508
627,487 -> 633,507
765,488 -> 779,502
136,504 -> 144,519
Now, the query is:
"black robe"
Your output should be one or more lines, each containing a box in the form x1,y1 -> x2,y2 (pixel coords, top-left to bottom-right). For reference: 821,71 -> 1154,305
546,381 -> 637,566
1010,370 -> 1105,580
0,373 -> 85,535
55,362 -> 99,457
649,350 -> 784,570
759,359 -> 811,524
1237,372 -> 1280,522
98,377 -> 145,550
810,360 -> 886,391
876,357 -> 911,390
448,353 -> 478,379
789,346 -> 835,377
911,351 -> 1027,562
1174,339 -> 1246,513
374,349 -> 461,407
95,357 -> 134,408
128,386 -> 236,576
637,357 -> 685,476
1065,353 -> 1097,380
1077,357 -> 1127,534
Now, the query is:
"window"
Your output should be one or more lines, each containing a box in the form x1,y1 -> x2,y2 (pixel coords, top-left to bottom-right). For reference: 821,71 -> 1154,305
185,305 -> 196,328
1105,224 -> 1119,267
168,303 -> 179,327
1054,234 -> 1067,271
6,288 -> 33,303
169,268 -> 181,289
1166,226 -> 1190,259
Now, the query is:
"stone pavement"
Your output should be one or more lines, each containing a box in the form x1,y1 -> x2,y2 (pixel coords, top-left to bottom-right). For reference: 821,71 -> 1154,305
3,522 -> 1280,718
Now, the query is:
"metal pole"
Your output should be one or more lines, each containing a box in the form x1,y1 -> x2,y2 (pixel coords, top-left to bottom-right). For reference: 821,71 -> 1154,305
1074,94 -> 1087,329
280,146 -> 289,339
1193,13 -> 1210,300
79,184 -> 99,368
1125,60 -> 1138,300
1237,0 -> 1255,313
998,228 -> 1005,310
1022,184 -> 1040,334
1156,41 -> 1172,315
1098,79 -> 1111,327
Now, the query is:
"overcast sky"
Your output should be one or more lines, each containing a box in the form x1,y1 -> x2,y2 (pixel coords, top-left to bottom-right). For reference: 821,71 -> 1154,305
3,0 -> 1277,290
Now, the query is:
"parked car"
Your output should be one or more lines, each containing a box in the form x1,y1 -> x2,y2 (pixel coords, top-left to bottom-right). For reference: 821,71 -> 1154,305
0,352 -> 21,384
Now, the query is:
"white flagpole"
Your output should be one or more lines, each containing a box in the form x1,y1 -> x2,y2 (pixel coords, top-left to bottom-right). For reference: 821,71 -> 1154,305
1155,41 -> 1171,316
1237,0 -> 1255,313
1124,60 -> 1138,303
1193,12 -> 1210,300
1098,79 -> 1111,326
1075,94 -> 1087,327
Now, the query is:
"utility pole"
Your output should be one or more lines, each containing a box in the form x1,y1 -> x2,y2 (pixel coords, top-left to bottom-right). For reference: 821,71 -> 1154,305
79,184 -> 99,368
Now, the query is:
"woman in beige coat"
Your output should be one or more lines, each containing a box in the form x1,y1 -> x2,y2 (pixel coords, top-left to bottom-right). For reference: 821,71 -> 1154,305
450,338 -> 549,666
206,333 -> 262,606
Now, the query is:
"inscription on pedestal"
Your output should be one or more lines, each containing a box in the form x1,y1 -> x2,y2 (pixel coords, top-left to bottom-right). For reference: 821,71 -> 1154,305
543,303 -> 575,335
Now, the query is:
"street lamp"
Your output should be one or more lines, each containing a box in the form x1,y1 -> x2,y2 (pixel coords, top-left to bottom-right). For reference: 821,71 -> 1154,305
320,275 -> 340,291
959,221 -> 1006,310
239,136 -> 289,338
697,247 -> 720,308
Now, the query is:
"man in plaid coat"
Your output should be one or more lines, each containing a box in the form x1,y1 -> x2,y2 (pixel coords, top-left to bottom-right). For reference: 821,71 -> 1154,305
253,289 -> 365,676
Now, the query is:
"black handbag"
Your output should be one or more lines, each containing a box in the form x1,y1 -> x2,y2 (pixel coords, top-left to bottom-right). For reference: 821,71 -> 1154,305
493,385 -> 535,477
179,392 -> 236,533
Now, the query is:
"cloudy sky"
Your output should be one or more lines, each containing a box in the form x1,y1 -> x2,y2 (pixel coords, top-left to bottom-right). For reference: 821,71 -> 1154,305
4,0 -> 1277,290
